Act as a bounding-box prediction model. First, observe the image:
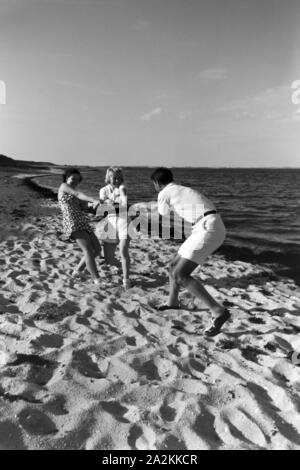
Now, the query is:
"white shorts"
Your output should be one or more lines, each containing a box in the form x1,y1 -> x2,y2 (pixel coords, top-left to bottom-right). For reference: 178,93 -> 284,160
178,213 -> 226,265
96,214 -> 129,244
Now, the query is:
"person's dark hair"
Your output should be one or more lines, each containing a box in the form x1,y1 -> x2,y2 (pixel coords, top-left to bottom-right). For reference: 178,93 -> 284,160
63,168 -> 82,183
151,167 -> 174,186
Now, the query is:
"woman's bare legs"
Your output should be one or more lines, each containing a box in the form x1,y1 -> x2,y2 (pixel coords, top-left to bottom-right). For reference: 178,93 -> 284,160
72,230 -> 100,281
119,237 -> 130,284
74,231 -> 102,274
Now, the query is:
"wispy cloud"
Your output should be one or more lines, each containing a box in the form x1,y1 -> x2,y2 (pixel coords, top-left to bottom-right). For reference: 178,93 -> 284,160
140,107 -> 162,122
56,79 -> 116,96
218,86 -> 294,121
178,111 -> 193,121
132,19 -> 149,31
198,68 -> 228,81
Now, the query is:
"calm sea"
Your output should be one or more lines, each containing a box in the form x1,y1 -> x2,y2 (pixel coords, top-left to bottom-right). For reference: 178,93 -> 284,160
36,167 -> 300,280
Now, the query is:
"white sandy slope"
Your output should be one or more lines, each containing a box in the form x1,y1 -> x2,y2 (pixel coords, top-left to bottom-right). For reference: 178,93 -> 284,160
0,171 -> 300,450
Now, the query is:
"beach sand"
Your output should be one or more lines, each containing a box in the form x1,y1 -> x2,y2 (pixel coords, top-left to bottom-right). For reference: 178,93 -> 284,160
0,169 -> 300,450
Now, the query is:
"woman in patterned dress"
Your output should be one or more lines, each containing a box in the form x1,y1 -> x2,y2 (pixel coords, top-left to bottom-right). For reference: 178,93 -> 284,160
58,168 -> 101,284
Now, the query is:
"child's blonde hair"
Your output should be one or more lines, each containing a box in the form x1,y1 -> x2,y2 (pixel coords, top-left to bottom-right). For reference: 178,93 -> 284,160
105,167 -> 124,185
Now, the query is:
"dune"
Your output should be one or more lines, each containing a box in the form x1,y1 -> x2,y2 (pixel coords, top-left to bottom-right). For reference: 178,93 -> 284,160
0,168 -> 300,450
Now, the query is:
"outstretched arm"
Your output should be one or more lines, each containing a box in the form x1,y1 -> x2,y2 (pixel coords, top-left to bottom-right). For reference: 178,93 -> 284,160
119,185 -> 128,206
60,183 -> 99,205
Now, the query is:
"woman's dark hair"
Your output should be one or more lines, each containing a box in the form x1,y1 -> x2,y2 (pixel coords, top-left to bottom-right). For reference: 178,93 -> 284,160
63,168 -> 82,183
151,167 -> 174,186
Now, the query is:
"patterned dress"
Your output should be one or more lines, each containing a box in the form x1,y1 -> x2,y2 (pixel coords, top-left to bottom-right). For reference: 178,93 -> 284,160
58,193 -> 93,239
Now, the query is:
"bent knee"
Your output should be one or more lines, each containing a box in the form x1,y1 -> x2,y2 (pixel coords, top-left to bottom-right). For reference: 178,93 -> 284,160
82,245 -> 94,257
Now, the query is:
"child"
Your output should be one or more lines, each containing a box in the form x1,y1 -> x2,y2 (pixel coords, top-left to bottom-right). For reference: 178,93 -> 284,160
98,167 -> 131,289
151,167 -> 230,336
58,168 -> 101,284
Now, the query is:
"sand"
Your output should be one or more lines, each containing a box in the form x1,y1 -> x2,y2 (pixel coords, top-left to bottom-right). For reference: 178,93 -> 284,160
0,169 -> 300,450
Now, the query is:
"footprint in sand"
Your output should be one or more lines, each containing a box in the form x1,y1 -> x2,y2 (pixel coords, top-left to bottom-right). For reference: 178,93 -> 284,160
30,334 -> 64,350
221,408 -> 268,448
248,317 -> 266,325
33,300 -> 80,322
18,408 -> 58,436
128,424 -> 143,449
100,401 -> 130,424
159,403 -> 177,422
179,355 -> 208,380
218,339 -> 238,351
72,350 -> 106,379
132,358 -> 161,381
43,394 -> 69,416
193,406 -> 222,449
241,346 -> 267,364
167,340 -> 190,358
264,342 -> 277,353
126,336 -> 137,347
9,354 -> 57,386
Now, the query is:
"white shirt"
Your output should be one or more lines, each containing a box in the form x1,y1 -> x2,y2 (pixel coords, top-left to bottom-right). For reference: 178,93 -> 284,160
157,182 -> 216,224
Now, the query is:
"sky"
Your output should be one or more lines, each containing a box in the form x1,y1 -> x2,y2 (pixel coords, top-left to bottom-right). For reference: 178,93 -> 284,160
0,0 -> 300,167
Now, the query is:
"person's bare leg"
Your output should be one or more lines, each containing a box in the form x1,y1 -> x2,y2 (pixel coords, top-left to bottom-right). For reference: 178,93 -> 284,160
71,257 -> 86,278
173,257 -> 224,315
172,257 -> 230,335
119,238 -> 130,285
73,231 -> 100,281
167,255 -> 181,307
89,231 -> 102,258
75,232 -> 101,274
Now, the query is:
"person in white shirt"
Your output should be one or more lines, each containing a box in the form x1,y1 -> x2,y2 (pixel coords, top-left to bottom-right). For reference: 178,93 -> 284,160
151,167 -> 230,337
97,167 -> 131,289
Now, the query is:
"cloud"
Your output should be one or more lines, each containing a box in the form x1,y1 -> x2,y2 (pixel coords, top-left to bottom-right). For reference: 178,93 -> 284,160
132,19 -> 149,31
178,111 -> 192,121
198,68 -> 228,81
218,86 -> 295,122
140,107 -> 162,122
56,79 -> 116,96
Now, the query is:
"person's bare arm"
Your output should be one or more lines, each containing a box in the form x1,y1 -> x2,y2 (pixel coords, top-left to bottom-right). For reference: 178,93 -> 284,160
119,185 -> 127,206
60,183 -> 99,205
99,187 -> 111,204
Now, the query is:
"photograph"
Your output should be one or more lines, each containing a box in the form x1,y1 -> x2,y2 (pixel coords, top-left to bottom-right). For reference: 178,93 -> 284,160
0,0 -> 300,452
